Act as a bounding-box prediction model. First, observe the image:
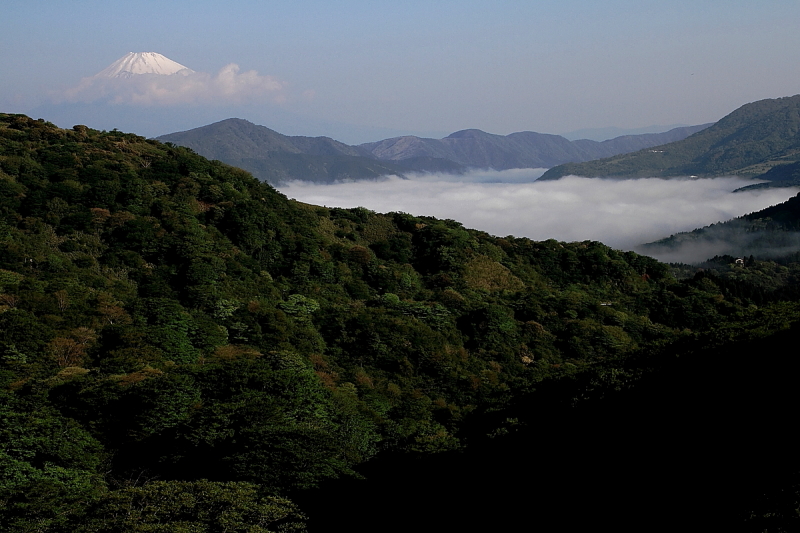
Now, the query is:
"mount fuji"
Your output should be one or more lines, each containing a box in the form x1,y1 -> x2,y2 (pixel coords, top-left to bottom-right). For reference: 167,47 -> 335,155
29,51 -> 401,141
94,52 -> 194,78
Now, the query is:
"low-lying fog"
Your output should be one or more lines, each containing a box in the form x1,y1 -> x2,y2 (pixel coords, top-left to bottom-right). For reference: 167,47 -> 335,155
277,171 -> 800,264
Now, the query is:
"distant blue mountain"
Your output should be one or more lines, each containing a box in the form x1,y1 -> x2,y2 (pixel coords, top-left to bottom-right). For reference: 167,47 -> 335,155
157,118 -> 708,184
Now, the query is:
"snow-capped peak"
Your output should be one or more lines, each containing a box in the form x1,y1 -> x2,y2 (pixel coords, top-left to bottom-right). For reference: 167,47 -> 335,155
94,52 -> 194,79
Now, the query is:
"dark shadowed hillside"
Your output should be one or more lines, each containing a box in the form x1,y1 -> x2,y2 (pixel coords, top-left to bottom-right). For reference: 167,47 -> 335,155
2,114 -> 799,532
640,192 -> 800,264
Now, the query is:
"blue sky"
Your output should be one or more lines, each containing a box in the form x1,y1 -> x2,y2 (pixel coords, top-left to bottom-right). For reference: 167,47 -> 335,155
3,1 -> 800,142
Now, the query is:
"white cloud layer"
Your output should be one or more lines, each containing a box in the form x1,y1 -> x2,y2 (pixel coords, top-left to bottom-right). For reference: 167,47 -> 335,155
61,64 -> 285,106
277,171 -> 800,262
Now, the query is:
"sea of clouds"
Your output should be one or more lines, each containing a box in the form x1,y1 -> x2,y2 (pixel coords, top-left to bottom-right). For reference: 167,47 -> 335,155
277,171 -> 800,263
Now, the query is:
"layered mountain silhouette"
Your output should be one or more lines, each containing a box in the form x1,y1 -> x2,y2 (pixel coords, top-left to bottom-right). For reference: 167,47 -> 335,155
360,126 -> 709,169
157,118 -> 411,183
157,119 -> 707,184
540,95 -> 800,181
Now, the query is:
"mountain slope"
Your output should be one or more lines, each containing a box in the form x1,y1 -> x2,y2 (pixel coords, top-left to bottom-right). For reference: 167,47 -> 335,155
94,52 -> 194,78
3,114 -> 800,531
540,95 -> 800,180
638,192 -> 800,263
157,118 -> 409,183
158,120 -> 706,184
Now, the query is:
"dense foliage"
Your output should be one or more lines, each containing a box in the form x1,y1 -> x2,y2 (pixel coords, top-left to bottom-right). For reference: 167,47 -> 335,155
1,114 -> 799,531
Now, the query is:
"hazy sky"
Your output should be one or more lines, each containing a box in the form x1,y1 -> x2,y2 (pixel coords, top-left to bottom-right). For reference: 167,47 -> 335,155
3,1 -> 800,142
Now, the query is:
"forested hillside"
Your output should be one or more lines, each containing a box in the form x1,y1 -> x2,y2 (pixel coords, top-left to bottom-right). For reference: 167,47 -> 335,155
640,191 -> 800,264
1,114 -> 799,531
540,94 -> 800,180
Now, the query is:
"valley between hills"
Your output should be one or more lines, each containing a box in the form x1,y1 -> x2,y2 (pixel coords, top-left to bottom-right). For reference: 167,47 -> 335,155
2,102 -> 800,532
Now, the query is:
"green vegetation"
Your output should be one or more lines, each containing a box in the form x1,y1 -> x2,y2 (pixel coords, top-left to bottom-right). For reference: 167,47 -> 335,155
641,192 -> 800,263
540,94 -> 800,180
1,114 -> 799,531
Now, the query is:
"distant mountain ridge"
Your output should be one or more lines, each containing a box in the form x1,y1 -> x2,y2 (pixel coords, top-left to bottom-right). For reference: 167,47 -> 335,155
360,125 -> 708,170
157,120 -> 708,184
161,117 -> 371,160
561,124 -> 691,141
157,119 -> 411,184
541,95 -> 800,181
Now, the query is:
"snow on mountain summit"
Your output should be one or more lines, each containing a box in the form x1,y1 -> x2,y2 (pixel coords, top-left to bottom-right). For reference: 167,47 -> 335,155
62,52 -> 283,109
94,52 -> 194,78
